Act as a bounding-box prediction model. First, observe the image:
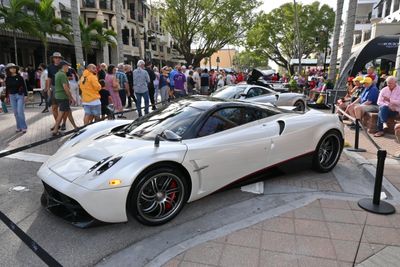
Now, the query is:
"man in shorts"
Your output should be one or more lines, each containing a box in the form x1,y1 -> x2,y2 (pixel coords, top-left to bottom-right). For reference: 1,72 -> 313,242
47,52 -> 67,130
347,76 -> 379,128
52,61 -> 78,136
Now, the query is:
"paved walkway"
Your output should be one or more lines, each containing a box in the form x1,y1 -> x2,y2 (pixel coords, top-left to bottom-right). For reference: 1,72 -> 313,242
162,124 -> 400,267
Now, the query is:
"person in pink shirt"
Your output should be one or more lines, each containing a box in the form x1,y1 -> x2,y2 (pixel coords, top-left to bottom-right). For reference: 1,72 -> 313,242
374,76 -> 400,137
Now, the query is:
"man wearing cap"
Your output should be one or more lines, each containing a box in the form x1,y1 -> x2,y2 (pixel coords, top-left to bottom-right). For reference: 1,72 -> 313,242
51,61 -> 78,135
46,52 -> 67,129
374,76 -> 400,137
347,76 -> 379,128
133,60 -> 150,117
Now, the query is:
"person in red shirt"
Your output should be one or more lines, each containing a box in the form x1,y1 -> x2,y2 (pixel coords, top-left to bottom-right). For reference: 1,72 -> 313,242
236,72 -> 244,83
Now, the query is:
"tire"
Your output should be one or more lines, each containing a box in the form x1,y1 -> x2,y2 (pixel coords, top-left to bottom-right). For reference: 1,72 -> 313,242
312,130 -> 343,173
294,100 -> 305,111
129,166 -> 188,226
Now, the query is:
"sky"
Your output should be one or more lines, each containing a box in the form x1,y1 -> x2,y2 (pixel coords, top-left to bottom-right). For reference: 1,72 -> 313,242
259,0 -> 336,13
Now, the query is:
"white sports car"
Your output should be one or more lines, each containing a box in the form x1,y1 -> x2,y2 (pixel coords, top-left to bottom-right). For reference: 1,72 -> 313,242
211,85 -> 307,111
38,97 -> 344,227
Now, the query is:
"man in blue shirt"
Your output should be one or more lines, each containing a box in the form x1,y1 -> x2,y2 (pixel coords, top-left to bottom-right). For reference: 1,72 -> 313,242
347,76 -> 379,127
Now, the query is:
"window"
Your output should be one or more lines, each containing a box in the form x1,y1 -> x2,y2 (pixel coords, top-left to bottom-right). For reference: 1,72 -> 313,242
246,87 -> 270,98
131,29 -> 136,46
87,18 -> 95,25
198,107 -> 268,137
129,2 -> 135,19
83,0 -> 95,8
103,19 -> 109,28
122,27 -> 129,45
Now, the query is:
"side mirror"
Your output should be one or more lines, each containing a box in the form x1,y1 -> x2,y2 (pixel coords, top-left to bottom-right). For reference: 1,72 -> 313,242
154,130 -> 182,147
163,130 -> 182,141
275,94 -> 279,101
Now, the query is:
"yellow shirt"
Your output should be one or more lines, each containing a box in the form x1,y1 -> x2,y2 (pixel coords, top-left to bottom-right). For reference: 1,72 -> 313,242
79,69 -> 101,103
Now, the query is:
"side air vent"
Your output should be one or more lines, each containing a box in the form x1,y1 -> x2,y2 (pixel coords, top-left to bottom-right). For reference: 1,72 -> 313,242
277,120 -> 285,135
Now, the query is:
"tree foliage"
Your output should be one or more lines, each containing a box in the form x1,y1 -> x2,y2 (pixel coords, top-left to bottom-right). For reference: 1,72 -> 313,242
158,0 -> 258,67
247,1 -> 335,74
233,50 -> 269,70
79,18 -> 117,61
31,0 -> 72,64
0,0 -> 37,65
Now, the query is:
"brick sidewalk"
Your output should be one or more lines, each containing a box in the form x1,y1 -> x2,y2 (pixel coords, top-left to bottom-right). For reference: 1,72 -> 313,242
164,199 -> 400,267
163,125 -> 400,267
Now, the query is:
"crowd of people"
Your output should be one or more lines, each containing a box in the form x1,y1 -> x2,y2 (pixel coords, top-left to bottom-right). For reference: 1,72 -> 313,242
336,66 -> 400,141
0,52 -> 250,135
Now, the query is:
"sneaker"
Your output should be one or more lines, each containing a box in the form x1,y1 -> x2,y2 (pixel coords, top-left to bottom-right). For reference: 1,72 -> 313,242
21,129 -> 27,134
383,122 -> 389,129
41,109 -> 49,113
60,124 -> 66,131
16,129 -> 21,133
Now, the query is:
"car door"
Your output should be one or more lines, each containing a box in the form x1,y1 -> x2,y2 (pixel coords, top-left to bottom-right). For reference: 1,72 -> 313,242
182,106 -> 280,199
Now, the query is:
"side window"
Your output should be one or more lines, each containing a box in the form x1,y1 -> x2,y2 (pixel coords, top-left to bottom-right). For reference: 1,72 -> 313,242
247,87 -> 264,98
198,107 -> 269,137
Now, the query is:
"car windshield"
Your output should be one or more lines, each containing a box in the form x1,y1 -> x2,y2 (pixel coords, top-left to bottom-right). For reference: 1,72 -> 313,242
212,86 -> 247,99
124,102 -> 204,140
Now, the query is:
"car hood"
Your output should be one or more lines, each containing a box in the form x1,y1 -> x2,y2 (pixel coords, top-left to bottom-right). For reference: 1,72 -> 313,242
46,135 -> 153,182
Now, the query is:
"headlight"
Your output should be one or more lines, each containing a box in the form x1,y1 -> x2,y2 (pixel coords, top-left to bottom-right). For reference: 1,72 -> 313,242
69,128 -> 87,140
89,156 -> 123,176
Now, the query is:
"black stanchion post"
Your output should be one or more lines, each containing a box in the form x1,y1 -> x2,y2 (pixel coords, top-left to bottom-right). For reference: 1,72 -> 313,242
347,119 -> 367,152
358,149 -> 396,214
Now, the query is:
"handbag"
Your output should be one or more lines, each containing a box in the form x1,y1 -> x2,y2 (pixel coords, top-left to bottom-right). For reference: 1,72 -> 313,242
112,77 -> 119,92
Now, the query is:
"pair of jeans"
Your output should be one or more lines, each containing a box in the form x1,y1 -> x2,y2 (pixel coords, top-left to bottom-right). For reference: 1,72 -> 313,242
9,94 -> 27,130
148,84 -> 156,107
377,105 -> 398,131
119,89 -> 127,107
135,91 -> 149,117
160,86 -> 169,104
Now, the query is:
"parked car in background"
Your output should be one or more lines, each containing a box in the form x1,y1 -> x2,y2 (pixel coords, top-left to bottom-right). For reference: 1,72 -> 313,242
211,84 -> 307,111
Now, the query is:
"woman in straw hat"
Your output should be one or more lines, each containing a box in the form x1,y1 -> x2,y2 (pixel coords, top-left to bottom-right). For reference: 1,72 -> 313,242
4,63 -> 28,133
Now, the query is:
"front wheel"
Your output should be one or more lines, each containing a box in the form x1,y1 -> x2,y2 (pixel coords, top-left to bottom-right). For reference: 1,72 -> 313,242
312,131 -> 343,173
129,167 -> 188,226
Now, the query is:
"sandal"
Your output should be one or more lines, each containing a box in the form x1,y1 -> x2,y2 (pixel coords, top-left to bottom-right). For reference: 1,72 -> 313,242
52,131 -> 61,137
373,131 -> 384,137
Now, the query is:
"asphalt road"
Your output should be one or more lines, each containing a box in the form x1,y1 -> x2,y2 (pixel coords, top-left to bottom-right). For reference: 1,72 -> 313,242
0,150 -> 377,267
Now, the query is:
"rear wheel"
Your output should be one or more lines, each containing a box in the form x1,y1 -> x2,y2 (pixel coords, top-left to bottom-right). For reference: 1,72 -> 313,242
312,131 -> 343,172
294,100 -> 305,111
129,167 -> 188,226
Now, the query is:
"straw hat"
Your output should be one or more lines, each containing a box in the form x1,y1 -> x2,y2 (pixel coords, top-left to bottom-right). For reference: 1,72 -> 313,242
50,52 -> 64,59
5,63 -> 19,70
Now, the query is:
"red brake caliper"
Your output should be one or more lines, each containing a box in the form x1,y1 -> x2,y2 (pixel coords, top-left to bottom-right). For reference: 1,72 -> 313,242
165,180 -> 177,210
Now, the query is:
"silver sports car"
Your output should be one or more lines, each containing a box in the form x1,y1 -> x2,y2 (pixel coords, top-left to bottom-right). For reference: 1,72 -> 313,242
211,85 -> 307,111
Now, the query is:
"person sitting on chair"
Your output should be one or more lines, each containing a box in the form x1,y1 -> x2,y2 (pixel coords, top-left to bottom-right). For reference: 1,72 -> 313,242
373,76 -> 400,137
346,77 -> 379,129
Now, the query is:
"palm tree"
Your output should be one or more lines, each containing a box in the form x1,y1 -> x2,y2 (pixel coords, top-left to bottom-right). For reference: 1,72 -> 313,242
0,0 -> 36,65
328,0 -> 344,83
80,18 -> 117,62
339,0 -> 357,74
31,0 -> 72,64
115,0 -> 124,63
70,0 -> 84,71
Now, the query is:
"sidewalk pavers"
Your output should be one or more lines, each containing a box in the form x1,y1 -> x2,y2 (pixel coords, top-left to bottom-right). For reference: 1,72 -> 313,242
163,199 -> 400,267
163,126 -> 400,267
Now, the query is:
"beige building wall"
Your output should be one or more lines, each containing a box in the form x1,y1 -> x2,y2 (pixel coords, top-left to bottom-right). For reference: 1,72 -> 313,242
200,49 -> 238,69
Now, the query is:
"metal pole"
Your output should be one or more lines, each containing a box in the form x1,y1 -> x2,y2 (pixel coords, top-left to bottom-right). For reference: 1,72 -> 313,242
347,119 -> 367,152
373,150 -> 386,205
358,149 -> 396,214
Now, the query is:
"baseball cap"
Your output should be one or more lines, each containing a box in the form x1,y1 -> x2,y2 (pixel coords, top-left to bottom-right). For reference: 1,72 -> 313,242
360,77 -> 372,84
59,61 -> 71,67
353,76 -> 363,82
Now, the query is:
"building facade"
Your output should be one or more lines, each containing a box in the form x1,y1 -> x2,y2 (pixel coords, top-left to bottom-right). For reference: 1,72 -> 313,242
200,48 -> 238,70
0,0 -> 184,68
337,0 -> 400,71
